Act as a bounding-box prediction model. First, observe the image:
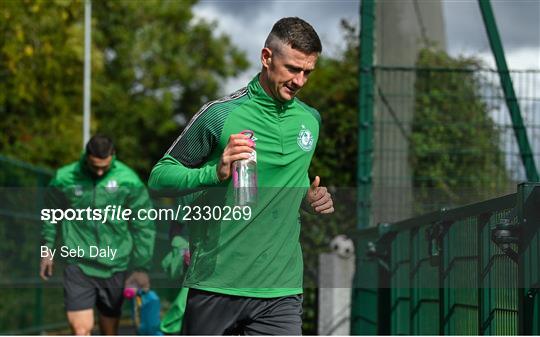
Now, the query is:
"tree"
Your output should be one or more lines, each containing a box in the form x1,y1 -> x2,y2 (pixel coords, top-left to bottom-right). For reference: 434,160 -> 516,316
411,48 -> 510,212
1,0 -> 86,168
299,20 -> 359,188
0,0 -> 249,177
91,0 -> 248,177
299,21 -> 510,214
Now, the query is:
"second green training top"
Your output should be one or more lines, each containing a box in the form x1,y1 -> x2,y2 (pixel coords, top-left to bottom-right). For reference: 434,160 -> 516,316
149,74 -> 320,298
42,154 -> 156,278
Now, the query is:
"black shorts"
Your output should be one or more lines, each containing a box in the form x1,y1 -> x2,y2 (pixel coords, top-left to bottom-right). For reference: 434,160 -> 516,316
63,264 -> 126,317
182,289 -> 303,335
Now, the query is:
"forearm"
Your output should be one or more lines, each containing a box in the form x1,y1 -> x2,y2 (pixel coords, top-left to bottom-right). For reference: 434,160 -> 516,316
149,155 -> 220,191
41,223 -> 57,249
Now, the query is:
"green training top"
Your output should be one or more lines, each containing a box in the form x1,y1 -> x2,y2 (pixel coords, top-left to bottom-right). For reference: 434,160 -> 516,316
149,74 -> 320,298
42,154 -> 156,278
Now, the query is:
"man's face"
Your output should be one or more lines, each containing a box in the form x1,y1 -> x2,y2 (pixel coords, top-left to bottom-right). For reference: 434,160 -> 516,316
262,43 -> 318,102
86,154 -> 112,178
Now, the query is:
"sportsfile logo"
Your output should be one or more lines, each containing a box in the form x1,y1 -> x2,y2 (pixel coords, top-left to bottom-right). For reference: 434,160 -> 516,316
41,205 -> 132,224
40,205 -> 252,224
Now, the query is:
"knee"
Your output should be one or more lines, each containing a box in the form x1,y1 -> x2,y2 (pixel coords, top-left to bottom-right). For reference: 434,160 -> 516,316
72,324 -> 92,335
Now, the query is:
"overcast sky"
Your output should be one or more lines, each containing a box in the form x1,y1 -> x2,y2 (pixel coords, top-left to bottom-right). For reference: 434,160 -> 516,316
193,0 -> 539,92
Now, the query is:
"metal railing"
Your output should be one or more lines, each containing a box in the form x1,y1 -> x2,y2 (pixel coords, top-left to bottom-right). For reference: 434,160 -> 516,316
351,183 -> 539,335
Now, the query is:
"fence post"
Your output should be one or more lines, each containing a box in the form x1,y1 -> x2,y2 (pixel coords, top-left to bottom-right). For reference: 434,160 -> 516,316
517,183 -> 540,334
357,0 -> 376,230
478,0 -> 539,181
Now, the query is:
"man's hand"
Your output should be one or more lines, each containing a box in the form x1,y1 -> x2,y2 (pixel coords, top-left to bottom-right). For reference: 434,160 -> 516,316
125,271 -> 150,292
306,176 -> 334,214
39,255 -> 54,281
217,133 -> 255,181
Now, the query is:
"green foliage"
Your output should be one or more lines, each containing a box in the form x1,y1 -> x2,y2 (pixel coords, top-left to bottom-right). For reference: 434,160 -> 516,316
296,20 -> 359,301
299,20 -> 359,187
1,0 -> 249,177
1,0 -> 86,168
411,48 -> 510,212
91,0 -> 249,177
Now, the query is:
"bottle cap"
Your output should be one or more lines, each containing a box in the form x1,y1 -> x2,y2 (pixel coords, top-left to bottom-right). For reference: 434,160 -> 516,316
240,130 -> 254,139
123,287 -> 137,299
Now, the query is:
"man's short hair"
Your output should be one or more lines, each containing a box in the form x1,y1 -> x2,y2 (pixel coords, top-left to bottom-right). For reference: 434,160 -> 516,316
86,135 -> 115,159
264,17 -> 322,55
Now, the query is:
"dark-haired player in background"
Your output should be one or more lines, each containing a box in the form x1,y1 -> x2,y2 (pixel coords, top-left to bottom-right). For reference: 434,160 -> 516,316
40,135 -> 155,335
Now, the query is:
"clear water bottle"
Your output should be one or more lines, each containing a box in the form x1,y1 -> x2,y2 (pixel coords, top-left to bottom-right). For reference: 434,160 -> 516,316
232,130 -> 257,206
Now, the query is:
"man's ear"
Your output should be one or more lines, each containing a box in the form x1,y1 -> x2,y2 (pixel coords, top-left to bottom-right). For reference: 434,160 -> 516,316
261,47 -> 272,68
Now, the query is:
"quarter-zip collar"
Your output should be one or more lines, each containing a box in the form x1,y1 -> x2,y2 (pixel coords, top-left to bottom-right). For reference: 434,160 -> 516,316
248,73 -> 296,113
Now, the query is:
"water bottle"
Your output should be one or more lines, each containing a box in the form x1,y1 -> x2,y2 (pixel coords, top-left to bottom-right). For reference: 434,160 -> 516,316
124,286 -> 163,335
232,130 -> 257,206
138,290 -> 162,335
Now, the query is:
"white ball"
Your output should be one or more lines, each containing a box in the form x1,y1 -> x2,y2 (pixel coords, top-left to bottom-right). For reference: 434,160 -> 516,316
330,235 -> 355,258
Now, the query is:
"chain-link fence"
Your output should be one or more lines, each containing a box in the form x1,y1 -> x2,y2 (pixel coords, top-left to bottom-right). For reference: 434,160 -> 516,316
371,67 -> 540,225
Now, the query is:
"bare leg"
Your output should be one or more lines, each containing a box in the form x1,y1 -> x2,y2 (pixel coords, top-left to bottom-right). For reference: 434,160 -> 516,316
67,309 -> 94,335
99,313 -> 120,335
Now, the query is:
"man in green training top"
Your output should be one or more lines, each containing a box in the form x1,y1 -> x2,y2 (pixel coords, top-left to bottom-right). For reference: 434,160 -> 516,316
149,17 -> 333,335
40,135 -> 155,335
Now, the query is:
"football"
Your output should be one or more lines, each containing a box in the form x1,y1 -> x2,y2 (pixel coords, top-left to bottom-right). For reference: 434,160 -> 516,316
330,235 -> 355,258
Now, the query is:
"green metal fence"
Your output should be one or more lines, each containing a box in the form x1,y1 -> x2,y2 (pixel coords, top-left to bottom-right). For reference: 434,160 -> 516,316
0,155 -> 56,334
350,226 -> 382,334
351,183 -> 540,335
354,63 -> 539,335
